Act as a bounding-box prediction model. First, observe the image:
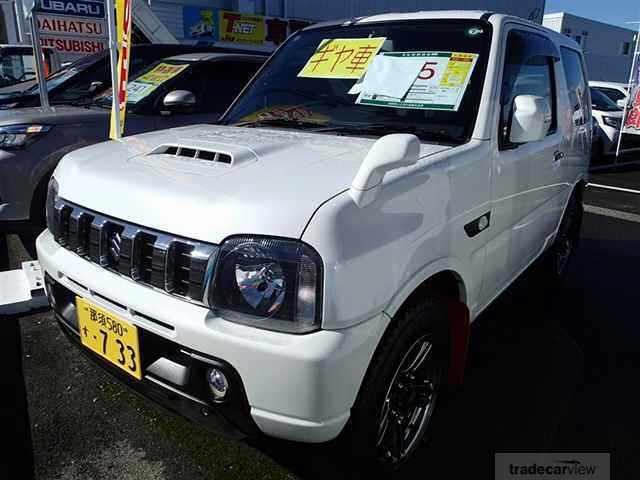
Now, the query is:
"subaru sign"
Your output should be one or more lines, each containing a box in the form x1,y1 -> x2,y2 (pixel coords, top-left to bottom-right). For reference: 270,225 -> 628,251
39,0 -> 105,19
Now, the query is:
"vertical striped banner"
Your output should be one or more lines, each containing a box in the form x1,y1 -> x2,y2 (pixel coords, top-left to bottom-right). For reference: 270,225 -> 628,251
109,0 -> 133,139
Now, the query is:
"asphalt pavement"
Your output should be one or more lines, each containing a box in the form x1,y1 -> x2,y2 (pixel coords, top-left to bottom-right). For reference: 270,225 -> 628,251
8,171 -> 640,479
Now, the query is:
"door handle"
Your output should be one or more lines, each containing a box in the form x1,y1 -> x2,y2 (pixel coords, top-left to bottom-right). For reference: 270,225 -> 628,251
553,151 -> 565,162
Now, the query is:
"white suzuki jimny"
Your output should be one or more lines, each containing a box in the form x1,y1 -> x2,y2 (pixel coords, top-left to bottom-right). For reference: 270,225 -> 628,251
37,10 -> 590,469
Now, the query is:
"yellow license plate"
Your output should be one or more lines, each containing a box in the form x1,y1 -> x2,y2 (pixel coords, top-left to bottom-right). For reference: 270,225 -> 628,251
76,297 -> 142,380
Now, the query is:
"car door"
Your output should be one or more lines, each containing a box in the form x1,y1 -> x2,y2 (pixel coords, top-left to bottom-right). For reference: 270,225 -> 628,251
482,27 -> 564,299
558,47 -> 591,201
154,60 -> 263,130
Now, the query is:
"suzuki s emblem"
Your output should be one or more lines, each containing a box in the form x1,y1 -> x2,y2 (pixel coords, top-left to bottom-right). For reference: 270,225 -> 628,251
109,231 -> 122,263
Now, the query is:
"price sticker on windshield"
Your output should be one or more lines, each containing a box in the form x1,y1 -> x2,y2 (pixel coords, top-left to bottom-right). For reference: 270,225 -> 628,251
355,51 -> 479,111
298,37 -> 386,79
126,62 -> 189,104
135,63 -> 189,86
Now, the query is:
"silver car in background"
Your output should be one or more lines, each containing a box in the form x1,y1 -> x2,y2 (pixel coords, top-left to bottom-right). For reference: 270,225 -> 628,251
0,53 -> 264,254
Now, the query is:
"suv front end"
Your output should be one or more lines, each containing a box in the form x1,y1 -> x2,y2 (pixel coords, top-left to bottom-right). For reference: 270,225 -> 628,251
38,177 -> 386,442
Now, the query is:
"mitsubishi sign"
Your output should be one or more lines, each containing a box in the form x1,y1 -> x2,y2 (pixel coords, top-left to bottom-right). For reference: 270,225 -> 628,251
33,0 -> 108,62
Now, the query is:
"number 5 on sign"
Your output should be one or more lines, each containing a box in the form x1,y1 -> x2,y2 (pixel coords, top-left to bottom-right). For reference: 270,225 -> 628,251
414,57 -> 448,85
298,37 -> 386,79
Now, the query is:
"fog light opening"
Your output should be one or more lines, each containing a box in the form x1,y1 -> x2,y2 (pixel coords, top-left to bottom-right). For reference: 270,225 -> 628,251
206,368 -> 229,401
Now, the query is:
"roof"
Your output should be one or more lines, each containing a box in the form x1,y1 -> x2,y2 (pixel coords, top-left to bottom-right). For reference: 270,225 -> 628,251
0,44 -> 54,51
304,10 -> 581,52
305,10 -> 490,31
589,81 -> 629,89
162,52 -> 266,63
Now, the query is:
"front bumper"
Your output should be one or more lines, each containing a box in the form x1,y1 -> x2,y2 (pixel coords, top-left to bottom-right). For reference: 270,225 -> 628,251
37,230 -> 388,443
48,273 -> 259,439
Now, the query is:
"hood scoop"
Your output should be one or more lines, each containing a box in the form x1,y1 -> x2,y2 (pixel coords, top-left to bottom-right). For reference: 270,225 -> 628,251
150,145 -> 233,165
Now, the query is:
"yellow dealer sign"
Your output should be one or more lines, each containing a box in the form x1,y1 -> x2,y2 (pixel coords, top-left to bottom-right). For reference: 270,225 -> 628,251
298,37 -> 386,79
219,10 -> 266,44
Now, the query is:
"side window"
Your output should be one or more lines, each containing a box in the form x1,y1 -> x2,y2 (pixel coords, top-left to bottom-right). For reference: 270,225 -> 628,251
595,87 -> 626,104
499,30 -> 558,149
191,61 -> 263,113
0,52 -> 36,84
560,47 -> 588,126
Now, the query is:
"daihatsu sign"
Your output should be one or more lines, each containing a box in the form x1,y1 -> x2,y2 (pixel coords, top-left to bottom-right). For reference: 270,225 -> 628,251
34,0 -> 108,61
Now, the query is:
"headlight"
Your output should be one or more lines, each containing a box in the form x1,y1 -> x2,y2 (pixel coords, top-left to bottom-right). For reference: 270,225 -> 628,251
210,236 -> 323,333
45,176 -> 59,235
602,116 -> 621,129
0,124 -> 51,149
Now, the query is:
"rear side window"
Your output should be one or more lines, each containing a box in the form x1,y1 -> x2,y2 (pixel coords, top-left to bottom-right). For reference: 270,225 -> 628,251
560,47 -> 589,125
499,30 -> 559,149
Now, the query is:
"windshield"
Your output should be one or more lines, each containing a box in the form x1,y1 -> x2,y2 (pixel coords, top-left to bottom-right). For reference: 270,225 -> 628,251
590,87 -> 622,112
94,60 -> 193,108
0,50 -> 39,87
221,20 -> 492,144
26,52 -> 103,94
592,86 -> 626,104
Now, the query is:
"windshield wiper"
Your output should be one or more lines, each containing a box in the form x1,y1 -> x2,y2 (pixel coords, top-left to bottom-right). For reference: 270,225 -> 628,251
233,118 -> 329,130
321,123 -> 464,145
234,119 -> 464,144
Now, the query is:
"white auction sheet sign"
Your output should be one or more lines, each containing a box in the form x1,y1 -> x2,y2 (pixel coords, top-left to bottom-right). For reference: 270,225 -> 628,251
355,51 -> 479,112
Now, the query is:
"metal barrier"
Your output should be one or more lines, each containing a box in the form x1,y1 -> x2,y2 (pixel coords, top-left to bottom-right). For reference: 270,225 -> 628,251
0,234 -> 49,479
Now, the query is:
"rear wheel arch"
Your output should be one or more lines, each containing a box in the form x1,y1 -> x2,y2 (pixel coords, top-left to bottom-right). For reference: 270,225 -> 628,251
566,180 -> 585,239
573,179 -> 586,203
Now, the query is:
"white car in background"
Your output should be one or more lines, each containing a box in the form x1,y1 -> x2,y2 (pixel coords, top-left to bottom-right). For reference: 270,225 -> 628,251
589,81 -> 629,108
590,86 -> 623,157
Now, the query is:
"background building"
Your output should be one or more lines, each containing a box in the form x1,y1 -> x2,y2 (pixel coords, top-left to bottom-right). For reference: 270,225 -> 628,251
0,0 -> 25,43
160,0 -> 545,53
543,12 -> 638,82
2,0 -> 546,62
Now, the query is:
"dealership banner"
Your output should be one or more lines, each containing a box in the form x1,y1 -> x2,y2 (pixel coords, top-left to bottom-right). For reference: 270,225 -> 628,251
109,0 -> 133,139
183,7 -> 311,48
218,10 -> 265,44
183,7 -> 218,41
40,0 -> 105,18
622,48 -> 640,136
34,0 -> 108,61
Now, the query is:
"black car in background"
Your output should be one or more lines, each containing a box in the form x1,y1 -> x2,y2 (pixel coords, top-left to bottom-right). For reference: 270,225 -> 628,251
0,44 -> 267,109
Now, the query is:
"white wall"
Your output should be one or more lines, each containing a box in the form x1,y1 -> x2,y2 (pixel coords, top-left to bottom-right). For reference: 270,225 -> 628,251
0,2 -> 21,43
544,12 -> 637,82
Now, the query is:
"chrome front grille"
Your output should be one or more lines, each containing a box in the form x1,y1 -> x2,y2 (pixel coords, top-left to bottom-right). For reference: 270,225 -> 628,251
50,200 -> 218,305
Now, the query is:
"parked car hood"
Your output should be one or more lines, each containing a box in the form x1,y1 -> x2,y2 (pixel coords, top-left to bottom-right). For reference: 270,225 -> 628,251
593,109 -> 623,117
55,125 -> 452,243
0,105 -> 107,126
0,80 -> 35,95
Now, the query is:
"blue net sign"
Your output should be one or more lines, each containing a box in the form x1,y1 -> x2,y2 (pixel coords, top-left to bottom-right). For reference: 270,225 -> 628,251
183,6 -> 218,42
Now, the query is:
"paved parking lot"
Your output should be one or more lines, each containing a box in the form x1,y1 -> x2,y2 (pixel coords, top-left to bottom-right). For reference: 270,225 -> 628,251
8,162 -> 640,479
